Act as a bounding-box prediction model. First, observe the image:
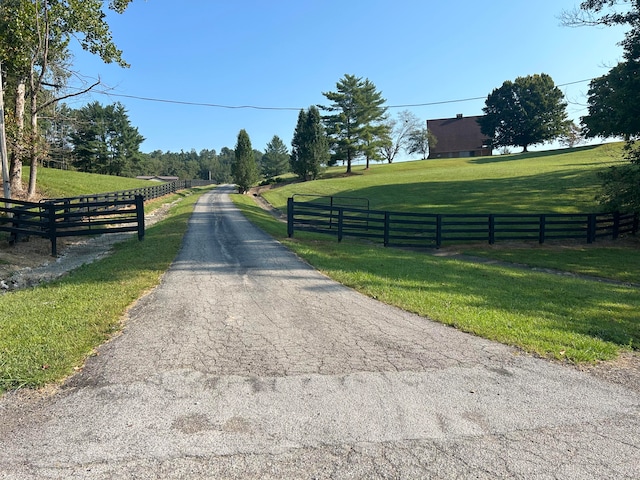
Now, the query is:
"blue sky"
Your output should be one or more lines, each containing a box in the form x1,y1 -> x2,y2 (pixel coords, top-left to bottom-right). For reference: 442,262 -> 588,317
66,0 -> 627,157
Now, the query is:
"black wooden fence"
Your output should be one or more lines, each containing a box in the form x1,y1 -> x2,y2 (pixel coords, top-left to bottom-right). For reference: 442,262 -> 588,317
0,180 -> 202,255
287,197 -> 639,248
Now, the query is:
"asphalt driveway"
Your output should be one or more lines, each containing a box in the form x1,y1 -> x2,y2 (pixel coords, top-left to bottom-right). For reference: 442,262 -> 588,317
0,186 -> 638,479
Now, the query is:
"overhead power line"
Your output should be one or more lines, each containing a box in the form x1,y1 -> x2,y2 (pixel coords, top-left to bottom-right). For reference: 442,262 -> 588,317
63,78 -> 594,111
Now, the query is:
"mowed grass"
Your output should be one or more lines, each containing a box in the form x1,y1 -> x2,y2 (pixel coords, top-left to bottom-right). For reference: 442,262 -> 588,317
0,188 -> 208,393
263,143 -> 626,214
22,166 -> 153,199
232,143 -> 640,363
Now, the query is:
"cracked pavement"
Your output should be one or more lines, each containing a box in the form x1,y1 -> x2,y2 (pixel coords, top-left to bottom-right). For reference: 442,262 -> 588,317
0,186 -> 638,479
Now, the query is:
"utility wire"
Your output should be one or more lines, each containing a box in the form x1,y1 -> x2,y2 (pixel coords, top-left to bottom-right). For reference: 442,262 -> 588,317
62,78 -> 594,111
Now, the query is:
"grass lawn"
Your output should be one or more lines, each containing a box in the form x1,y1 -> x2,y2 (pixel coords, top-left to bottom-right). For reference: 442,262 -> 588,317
0,188 -> 208,393
22,167 -> 153,199
263,143 -> 626,214
232,152 -> 640,365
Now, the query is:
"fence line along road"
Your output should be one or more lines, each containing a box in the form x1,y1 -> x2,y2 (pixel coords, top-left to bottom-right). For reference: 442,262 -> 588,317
0,179 -> 213,256
288,196 -> 639,248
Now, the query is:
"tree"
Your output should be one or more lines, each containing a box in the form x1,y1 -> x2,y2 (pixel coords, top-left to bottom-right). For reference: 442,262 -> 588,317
559,121 -> 586,148
261,135 -> 289,179
0,0 -> 133,198
582,57 -> 640,140
290,106 -> 329,181
380,110 -> 422,163
232,129 -> 259,193
562,1 -> 640,210
70,101 -> 144,176
478,73 -> 570,153
321,74 -> 388,173
407,126 -> 437,160
597,142 -> 640,212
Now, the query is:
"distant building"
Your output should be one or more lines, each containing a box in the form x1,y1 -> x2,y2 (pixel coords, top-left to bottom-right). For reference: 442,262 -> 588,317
427,114 -> 492,159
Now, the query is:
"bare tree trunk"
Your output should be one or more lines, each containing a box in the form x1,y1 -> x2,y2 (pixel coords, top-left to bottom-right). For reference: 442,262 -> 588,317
9,80 -> 25,195
27,89 -> 38,199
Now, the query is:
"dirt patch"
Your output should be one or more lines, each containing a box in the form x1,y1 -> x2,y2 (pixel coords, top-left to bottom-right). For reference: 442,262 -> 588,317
0,200 -> 174,292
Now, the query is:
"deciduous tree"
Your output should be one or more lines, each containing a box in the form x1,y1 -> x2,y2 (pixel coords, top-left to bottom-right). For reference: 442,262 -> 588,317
381,110 -> 422,163
478,73 -> 570,153
407,126 -> 437,160
0,0 -> 133,198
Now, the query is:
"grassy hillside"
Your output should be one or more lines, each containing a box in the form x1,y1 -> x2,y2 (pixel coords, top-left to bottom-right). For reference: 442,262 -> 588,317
21,167 -> 153,199
263,143 -> 626,214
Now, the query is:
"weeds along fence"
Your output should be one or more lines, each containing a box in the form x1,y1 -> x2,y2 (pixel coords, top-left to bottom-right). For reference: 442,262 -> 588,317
0,180 -> 200,256
287,196 -> 639,248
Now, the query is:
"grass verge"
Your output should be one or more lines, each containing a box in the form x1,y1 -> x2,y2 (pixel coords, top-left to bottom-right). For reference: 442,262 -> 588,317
0,188 -> 207,393
232,194 -> 639,364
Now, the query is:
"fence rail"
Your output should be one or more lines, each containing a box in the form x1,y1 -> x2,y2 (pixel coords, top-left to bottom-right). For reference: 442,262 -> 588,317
0,179 -> 205,256
287,198 -> 639,248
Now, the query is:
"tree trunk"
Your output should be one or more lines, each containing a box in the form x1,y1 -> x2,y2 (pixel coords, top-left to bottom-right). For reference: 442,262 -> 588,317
27,90 -> 38,199
522,145 -> 529,153
9,80 -> 26,195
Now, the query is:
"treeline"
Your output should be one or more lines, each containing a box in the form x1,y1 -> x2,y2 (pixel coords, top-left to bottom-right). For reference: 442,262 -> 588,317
43,101 -> 284,183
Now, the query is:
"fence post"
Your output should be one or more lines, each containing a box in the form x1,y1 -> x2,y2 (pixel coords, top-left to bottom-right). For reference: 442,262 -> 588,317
287,197 -> 294,238
436,214 -> 442,248
136,195 -> 145,241
337,207 -> 344,242
613,211 -> 621,239
47,201 -> 58,256
384,212 -> 390,247
587,214 -> 596,244
488,214 -> 495,245
539,214 -> 546,244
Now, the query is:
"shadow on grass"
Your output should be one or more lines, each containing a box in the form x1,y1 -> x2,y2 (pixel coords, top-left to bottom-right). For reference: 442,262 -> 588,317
336,169 -> 603,213
469,145 -> 601,165
295,243 -> 639,361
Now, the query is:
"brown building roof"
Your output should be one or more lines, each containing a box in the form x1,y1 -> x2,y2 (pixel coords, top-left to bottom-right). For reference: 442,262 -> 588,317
427,115 -> 492,158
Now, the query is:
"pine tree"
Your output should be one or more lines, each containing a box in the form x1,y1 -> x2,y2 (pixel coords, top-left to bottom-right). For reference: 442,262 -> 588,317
262,135 -> 289,179
232,129 -> 259,193
321,74 -> 388,173
290,106 -> 329,181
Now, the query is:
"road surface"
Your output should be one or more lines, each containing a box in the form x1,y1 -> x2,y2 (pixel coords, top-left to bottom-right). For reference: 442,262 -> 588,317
1,186 -> 638,479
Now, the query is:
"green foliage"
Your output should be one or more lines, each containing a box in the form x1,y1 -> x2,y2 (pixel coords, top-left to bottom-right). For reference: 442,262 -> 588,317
69,101 -> 144,176
479,73 -> 570,152
232,129 -> 259,193
407,126 -> 438,160
261,135 -> 290,179
583,60 -> 640,139
290,106 -> 330,181
322,74 -> 388,173
597,142 -> 640,211
0,0 -> 133,197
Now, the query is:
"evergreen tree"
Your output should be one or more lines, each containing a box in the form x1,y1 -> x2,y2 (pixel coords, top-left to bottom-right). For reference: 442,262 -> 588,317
232,129 -> 259,193
70,101 -> 144,176
321,74 -> 388,173
290,106 -> 329,181
262,135 -> 290,179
